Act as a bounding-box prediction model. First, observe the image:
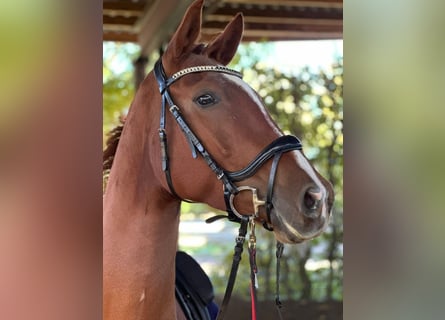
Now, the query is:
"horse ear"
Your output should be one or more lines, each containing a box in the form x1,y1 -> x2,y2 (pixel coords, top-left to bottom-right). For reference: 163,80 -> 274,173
165,0 -> 204,60
204,13 -> 244,65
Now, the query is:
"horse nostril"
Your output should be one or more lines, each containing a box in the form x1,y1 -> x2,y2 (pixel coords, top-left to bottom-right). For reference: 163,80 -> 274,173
303,187 -> 322,212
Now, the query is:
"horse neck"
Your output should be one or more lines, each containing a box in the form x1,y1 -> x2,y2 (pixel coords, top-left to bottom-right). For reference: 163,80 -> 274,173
103,74 -> 184,320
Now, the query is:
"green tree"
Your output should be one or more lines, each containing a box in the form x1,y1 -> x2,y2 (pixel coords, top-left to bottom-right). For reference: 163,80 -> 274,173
216,43 -> 343,302
103,42 -> 140,137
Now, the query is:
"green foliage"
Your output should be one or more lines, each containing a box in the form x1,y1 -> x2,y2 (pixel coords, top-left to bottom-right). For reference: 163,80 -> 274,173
217,43 -> 344,302
103,42 -> 140,137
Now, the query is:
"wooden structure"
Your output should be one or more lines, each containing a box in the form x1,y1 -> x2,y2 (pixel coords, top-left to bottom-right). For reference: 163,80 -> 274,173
103,0 -> 343,56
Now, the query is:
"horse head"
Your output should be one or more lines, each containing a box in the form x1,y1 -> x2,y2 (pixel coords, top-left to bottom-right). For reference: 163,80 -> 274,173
145,0 -> 334,244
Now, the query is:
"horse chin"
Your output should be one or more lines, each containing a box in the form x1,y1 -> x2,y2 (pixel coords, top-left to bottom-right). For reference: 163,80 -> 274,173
271,209 -> 329,244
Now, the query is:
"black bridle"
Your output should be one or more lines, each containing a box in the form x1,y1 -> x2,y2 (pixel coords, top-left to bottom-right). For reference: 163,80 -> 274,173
154,59 -> 302,227
153,59 -> 302,319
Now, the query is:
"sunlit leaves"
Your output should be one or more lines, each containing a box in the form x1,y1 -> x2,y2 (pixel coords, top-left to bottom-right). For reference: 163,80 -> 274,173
103,42 -> 140,138
301,111 -> 314,125
228,44 -> 343,301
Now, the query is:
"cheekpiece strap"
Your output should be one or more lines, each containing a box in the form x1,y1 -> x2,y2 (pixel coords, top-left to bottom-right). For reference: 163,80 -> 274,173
154,59 -> 240,201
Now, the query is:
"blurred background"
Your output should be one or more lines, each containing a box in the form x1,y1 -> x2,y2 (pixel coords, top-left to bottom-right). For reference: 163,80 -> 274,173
103,1 -> 343,318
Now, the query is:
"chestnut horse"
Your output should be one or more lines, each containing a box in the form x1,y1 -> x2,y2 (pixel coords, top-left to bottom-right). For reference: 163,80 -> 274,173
103,0 -> 334,319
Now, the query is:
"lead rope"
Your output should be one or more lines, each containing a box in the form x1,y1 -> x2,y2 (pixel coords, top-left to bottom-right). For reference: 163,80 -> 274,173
248,218 -> 258,320
275,241 -> 285,320
216,217 -> 249,320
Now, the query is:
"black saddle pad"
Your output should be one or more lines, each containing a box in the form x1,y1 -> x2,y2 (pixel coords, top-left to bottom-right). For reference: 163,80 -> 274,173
175,251 -> 215,320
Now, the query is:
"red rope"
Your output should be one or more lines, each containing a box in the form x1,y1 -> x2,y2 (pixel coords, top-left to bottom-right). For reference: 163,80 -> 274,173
250,282 -> 257,320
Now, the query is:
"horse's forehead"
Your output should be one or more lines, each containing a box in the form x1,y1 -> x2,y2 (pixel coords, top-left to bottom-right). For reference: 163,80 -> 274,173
221,75 -> 263,105
196,73 -> 258,100
199,73 -> 264,108
224,76 -> 278,129
175,67 -> 240,89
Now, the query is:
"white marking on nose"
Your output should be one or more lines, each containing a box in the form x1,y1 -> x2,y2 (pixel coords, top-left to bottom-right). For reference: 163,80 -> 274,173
294,151 -> 324,187
139,289 -> 146,303
307,188 -> 323,201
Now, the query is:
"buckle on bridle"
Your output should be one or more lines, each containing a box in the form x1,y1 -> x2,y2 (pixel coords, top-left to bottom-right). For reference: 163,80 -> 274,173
228,186 -> 266,220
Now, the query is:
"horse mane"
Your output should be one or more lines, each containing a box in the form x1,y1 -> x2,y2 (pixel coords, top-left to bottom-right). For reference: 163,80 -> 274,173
103,121 -> 124,175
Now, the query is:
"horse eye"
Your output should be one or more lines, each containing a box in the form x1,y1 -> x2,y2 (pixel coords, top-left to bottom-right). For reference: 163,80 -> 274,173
195,93 -> 216,107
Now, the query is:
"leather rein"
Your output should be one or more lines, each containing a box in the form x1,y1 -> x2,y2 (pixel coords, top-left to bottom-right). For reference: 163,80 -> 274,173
154,59 -> 302,319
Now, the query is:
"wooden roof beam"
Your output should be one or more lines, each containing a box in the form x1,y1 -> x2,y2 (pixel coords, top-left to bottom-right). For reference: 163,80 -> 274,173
211,6 -> 342,20
103,15 -> 139,26
103,31 -> 138,43
103,1 -> 147,17
137,0 -> 195,56
201,28 -> 342,41
206,14 -> 342,26
203,20 -> 342,32
223,0 -> 343,9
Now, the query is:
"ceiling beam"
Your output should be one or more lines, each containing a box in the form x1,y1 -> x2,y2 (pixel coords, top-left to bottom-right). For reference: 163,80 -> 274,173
103,24 -> 136,33
103,1 -> 147,16
137,0 -> 195,56
223,0 -> 343,8
103,0 -> 343,46
209,5 -> 342,21
103,15 -> 139,26
206,14 -> 342,26
203,20 -> 342,33
103,31 -> 138,43
201,28 -> 342,41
